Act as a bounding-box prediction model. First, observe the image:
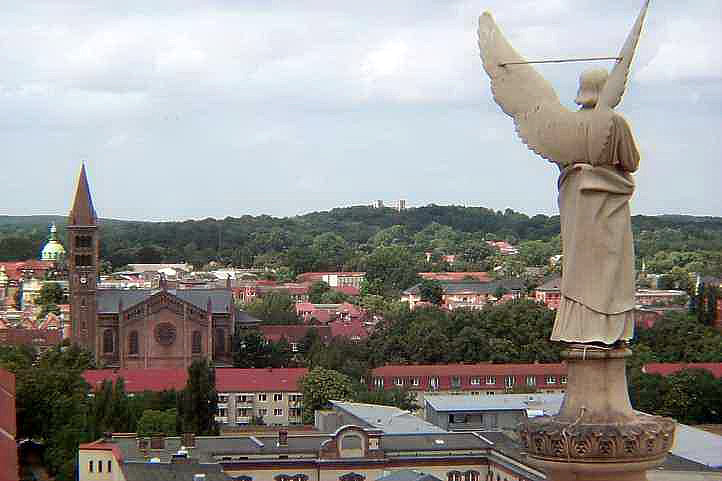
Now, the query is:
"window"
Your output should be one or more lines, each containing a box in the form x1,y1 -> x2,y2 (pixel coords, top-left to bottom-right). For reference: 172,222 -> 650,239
103,329 -> 114,354
274,393 -> 283,402
341,435 -> 362,450
258,408 -> 268,416
471,391 -> 480,396
258,393 -> 267,402
429,376 -> 440,390
526,376 -> 536,386
274,408 -> 283,416
560,375 -> 568,385
470,377 -> 481,385
486,391 -> 495,395
128,331 -> 139,355
214,328 -> 226,356
217,407 -> 227,417
89,461 -> 93,472
289,408 -> 302,417
238,395 -> 252,403
238,408 -> 251,417
75,235 -> 92,248
546,376 -> 557,384
218,394 -> 229,404
504,375 -> 515,388
485,376 -> 496,385
411,377 -> 420,386
451,376 -> 462,389
107,460 -> 111,473
393,377 -> 403,386
451,414 -> 467,424
373,377 -> 384,388
192,331 -> 202,354
75,254 -> 93,267
98,460 -> 103,473
290,342 -> 299,352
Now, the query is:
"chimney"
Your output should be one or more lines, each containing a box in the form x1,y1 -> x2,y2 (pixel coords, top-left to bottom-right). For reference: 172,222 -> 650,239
278,430 -> 288,447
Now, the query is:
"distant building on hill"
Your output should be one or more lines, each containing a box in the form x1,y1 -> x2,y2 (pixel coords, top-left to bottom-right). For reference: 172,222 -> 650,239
296,272 -> 366,289
402,279 -> 524,311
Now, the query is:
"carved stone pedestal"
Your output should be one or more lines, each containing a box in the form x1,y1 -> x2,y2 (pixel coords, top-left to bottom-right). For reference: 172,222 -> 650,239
519,347 -> 676,481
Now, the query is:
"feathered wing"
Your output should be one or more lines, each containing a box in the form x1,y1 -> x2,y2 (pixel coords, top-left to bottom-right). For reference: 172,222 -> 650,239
477,13 -> 586,166
598,0 -> 650,109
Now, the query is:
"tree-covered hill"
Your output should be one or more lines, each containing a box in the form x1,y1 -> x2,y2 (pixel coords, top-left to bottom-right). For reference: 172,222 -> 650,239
1,205 -> 721,277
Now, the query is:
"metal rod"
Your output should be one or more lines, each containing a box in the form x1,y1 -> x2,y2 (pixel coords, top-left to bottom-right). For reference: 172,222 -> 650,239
499,56 -> 621,67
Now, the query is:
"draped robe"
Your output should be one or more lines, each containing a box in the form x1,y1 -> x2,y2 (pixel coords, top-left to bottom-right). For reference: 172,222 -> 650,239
550,113 -> 640,344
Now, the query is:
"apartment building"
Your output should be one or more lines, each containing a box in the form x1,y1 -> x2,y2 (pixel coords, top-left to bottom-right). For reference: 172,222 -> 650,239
369,363 -> 567,405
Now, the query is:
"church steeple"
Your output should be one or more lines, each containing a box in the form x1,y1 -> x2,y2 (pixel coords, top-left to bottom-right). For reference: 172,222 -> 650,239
69,164 -> 97,226
68,163 -> 99,355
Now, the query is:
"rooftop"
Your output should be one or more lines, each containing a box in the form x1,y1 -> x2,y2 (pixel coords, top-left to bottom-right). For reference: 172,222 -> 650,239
330,400 -> 446,434
424,393 -> 565,415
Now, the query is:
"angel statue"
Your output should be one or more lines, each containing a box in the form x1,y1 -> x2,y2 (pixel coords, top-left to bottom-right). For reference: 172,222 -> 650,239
477,1 -> 650,346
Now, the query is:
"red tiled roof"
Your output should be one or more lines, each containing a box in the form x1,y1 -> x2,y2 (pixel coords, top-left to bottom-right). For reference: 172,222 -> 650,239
0,260 -> 54,281
82,367 -> 310,393
329,319 -> 368,339
259,325 -> 331,342
642,363 -> 722,379
78,441 -> 124,461
419,272 -> 491,282
333,286 -> 360,296
215,368 -> 308,393
0,328 -> 62,347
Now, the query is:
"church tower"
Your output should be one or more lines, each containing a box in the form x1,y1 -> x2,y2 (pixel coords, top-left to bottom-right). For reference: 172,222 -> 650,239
68,164 -> 99,352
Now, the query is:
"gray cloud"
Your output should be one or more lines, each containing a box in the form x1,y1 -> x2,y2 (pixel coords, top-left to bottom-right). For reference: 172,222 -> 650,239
0,0 -> 720,220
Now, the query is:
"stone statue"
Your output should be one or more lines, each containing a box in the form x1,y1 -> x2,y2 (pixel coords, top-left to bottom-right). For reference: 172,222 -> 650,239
477,1 -> 650,345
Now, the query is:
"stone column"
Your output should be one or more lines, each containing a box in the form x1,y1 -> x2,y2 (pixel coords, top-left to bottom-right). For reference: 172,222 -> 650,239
520,346 -> 676,481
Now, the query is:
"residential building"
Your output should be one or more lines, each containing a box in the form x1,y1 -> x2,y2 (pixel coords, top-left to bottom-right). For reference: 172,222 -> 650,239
402,279 -> 525,311
533,277 -> 561,310
486,241 -> 519,256
642,363 -> 722,379
259,325 -> 332,352
424,394 -> 564,432
369,364 -> 567,405
82,367 -> 308,427
0,328 -> 62,351
418,272 -> 491,283
0,368 -> 18,481
635,289 -> 688,306
296,272 -> 366,289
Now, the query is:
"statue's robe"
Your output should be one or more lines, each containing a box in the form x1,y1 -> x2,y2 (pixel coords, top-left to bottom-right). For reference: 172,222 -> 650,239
550,113 -> 640,344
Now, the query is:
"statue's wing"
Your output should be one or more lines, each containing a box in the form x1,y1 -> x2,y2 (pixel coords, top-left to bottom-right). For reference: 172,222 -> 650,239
598,0 -> 650,109
477,12 -> 586,166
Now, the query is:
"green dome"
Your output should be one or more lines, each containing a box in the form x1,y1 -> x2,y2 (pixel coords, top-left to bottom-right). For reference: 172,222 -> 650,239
41,224 -> 66,261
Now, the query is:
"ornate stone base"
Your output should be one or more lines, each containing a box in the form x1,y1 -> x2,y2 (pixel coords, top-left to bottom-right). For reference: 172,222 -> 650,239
519,346 -> 676,481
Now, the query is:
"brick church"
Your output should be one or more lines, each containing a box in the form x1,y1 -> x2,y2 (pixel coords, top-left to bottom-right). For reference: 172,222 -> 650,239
68,165 -> 239,368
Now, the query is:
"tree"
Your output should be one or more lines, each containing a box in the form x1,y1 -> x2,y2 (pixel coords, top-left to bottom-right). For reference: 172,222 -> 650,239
36,282 -> 66,305
299,367 -> 354,423
244,292 -> 301,324
308,281 -> 331,303
354,386 -> 418,411
232,329 -> 271,368
660,369 -> 722,424
137,409 -> 178,436
418,279 -> 443,305
178,359 -> 218,435
361,246 -> 420,297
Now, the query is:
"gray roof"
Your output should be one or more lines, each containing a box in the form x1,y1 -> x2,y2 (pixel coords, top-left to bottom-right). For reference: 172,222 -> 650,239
381,432 -> 490,452
97,288 -> 236,314
331,401 -> 446,434
123,461 -> 232,481
670,422 -> 722,468
376,470 -> 443,481
425,394 -> 564,415
405,279 -> 525,296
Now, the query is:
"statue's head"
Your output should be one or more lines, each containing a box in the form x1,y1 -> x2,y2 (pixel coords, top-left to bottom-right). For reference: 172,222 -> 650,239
575,68 -> 609,108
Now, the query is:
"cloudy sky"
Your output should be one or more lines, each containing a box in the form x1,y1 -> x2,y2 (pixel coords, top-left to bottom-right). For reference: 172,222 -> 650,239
1,0 -> 720,220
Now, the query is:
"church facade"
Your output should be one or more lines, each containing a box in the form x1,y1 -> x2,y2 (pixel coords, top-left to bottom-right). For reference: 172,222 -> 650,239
68,165 -> 235,368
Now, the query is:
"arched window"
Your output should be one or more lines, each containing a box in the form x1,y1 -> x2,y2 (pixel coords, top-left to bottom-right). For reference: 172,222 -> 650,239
103,329 -> 114,354
128,331 -> 139,355
447,472 -> 462,481
464,471 -> 480,481
341,435 -> 362,450
192,331 -> 202,354
214,328 -> 226,355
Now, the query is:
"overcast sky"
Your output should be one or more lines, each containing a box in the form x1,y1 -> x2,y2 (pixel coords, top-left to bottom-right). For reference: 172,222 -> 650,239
1,0 -> 720,221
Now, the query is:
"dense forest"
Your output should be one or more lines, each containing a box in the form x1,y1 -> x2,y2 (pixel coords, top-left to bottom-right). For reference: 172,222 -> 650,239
2,206 -> 722,278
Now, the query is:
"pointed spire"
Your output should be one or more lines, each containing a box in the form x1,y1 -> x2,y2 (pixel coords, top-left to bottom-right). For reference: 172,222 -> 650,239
69,164 -> 97,226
